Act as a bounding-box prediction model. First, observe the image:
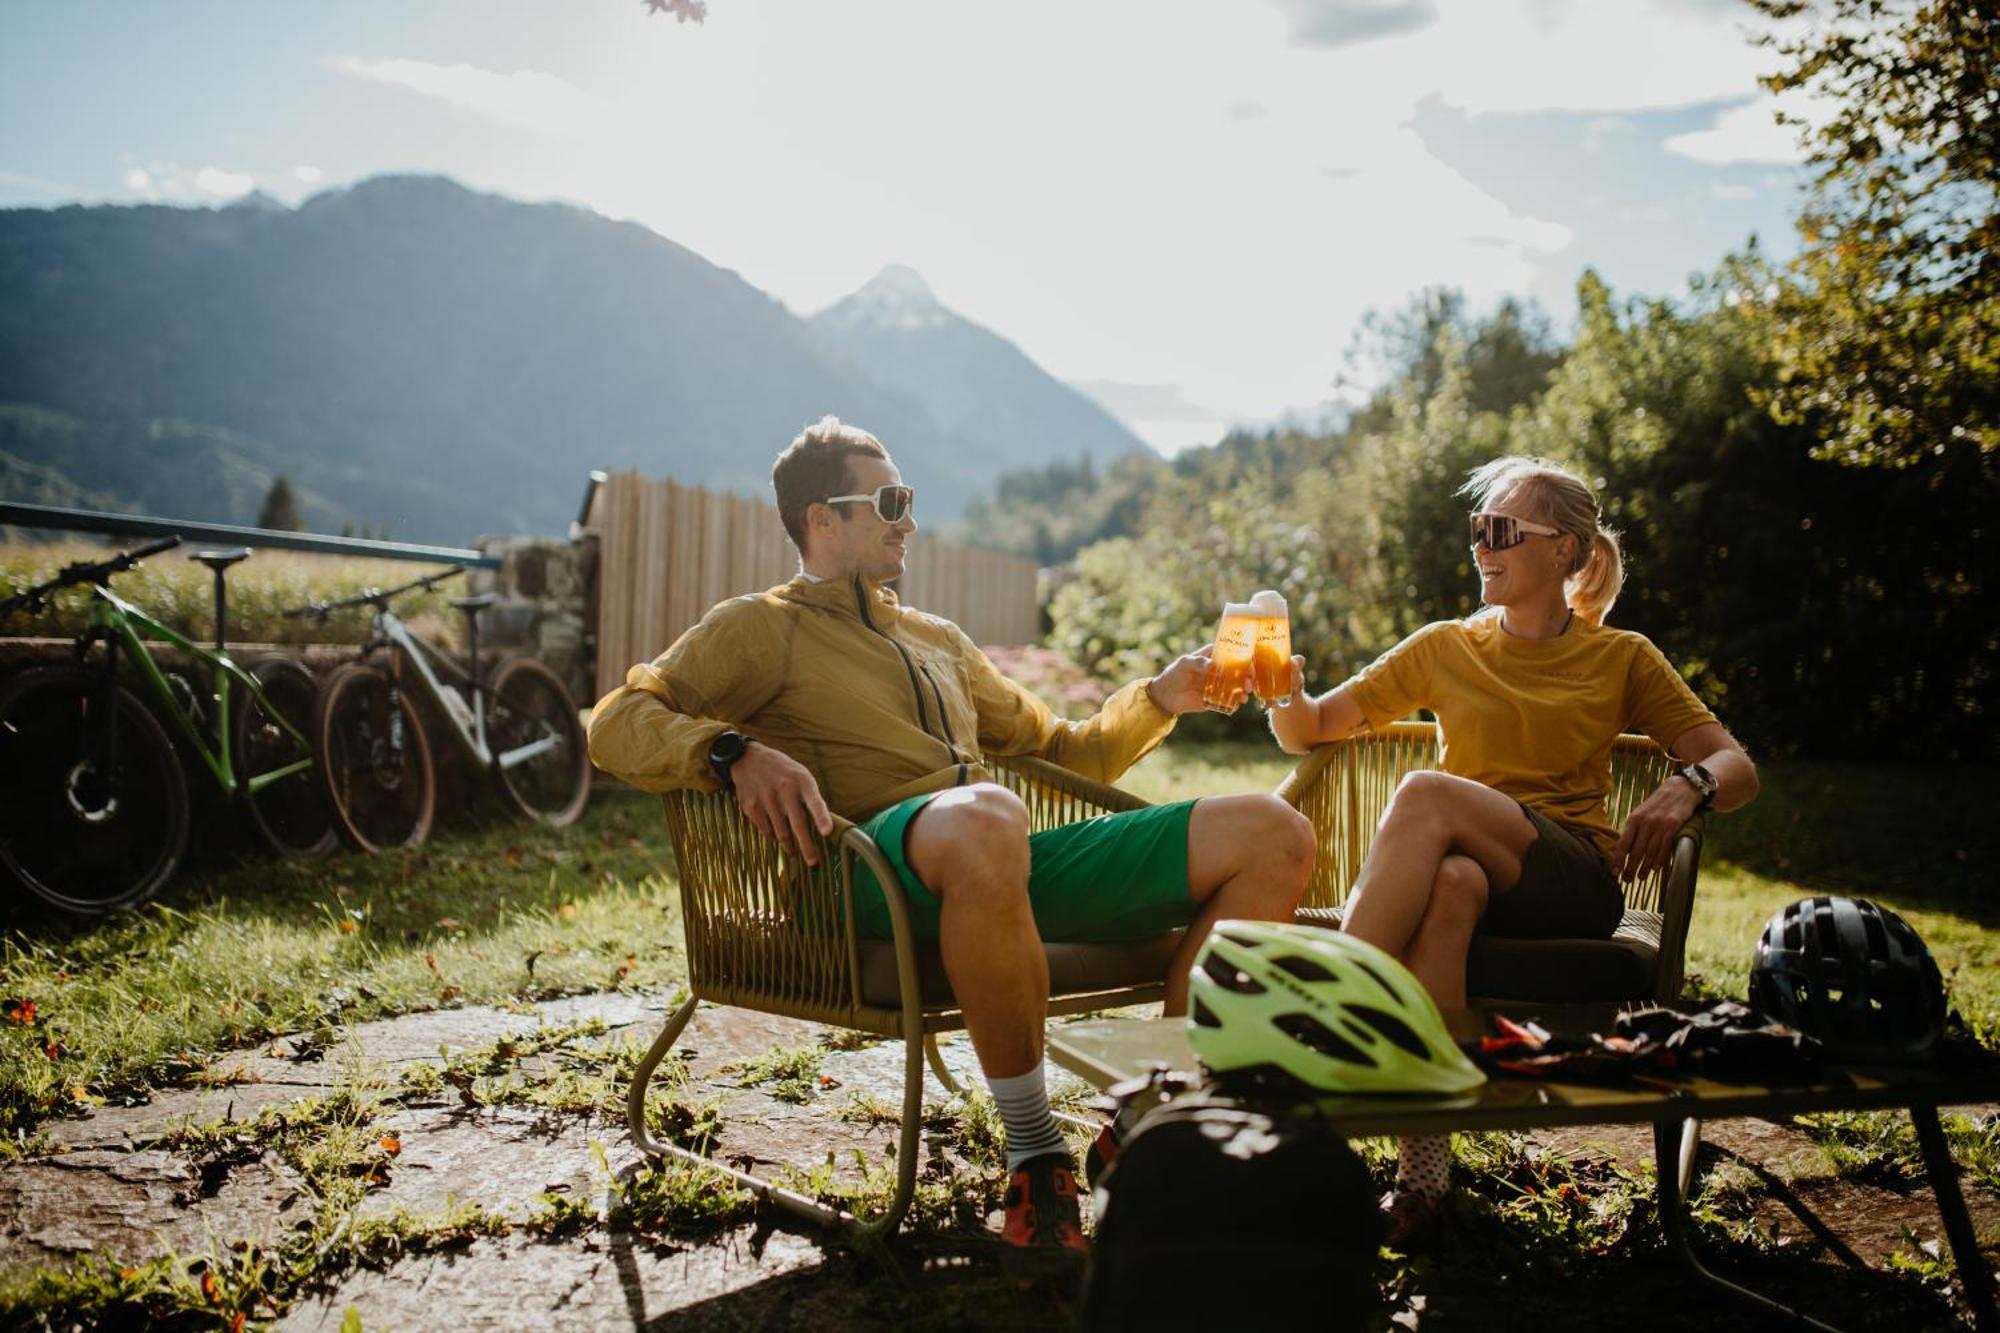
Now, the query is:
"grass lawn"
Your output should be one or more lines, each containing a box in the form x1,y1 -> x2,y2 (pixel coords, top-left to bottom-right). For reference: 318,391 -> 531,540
1,740 -> 1994,1328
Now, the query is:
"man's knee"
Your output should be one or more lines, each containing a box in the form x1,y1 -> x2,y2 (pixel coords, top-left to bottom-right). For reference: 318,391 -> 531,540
1210,794 -> 1315,909
907,784 -> 1030,886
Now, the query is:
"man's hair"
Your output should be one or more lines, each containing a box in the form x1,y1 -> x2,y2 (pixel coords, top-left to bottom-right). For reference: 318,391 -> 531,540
771,416 -> 888,552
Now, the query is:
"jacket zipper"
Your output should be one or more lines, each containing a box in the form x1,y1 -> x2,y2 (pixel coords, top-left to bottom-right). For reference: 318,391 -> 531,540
854,577 -> 958,768
918,662 -> 970,784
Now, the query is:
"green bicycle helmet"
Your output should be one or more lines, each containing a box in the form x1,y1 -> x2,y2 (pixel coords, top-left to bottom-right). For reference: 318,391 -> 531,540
1187,920 -> 1486,1096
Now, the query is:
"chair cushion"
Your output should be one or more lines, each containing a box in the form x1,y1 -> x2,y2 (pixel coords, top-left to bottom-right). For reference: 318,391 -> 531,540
857,932 -> 1184,1009
1291,907 -> 1663,1003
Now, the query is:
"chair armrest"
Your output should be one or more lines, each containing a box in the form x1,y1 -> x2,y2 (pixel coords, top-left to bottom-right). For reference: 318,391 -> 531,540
1651,814 -> 1706,1003
985,753 -> 1150,829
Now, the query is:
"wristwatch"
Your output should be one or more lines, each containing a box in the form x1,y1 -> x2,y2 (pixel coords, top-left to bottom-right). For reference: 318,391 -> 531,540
707,729 -> 752,790
1674,761 -> 1719,810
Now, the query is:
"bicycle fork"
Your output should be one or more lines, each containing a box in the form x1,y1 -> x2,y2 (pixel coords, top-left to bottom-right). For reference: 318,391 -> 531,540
69,627 -> 121,820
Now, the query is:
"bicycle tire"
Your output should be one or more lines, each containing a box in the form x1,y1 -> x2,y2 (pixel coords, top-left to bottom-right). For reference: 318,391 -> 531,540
485,656 -> 591,827
315,662 -> 435,853
234,656 -> 338,858
0,665 -> 191,913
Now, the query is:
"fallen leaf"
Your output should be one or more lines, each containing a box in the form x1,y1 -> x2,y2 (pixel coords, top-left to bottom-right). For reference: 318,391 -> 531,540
378,1134 -> 402,1156
230,1313 -> 246,1333
43,1041 -> 62,1061
817,1074 -> 842,1089
201,1271 -> 222,1304
3,998 -> 36,1026
337,919 -> 357,935
424,953 -> 439,974
439,984 -> 462,1002
119,1267 -> 139,1282
67,1084 -> 89,1103
557,904 -> 578,921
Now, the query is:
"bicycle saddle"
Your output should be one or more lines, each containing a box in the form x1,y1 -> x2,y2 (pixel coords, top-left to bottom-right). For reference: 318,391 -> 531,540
188,547 -> 252,571
450,593 -> 498,613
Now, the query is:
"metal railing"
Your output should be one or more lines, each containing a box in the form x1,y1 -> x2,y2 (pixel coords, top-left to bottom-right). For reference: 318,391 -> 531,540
0,502 -> 500,569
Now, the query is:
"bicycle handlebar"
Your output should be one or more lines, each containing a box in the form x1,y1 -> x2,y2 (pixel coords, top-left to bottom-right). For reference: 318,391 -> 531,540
281,566 -> 463,621
0,535 -> 184,621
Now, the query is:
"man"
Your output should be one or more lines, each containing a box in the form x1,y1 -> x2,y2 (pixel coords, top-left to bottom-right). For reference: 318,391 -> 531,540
588,416 -> 1313,1254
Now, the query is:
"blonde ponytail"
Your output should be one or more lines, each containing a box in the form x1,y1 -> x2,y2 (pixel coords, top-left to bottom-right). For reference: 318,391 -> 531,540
1568,525 -> 1624,626
1461,455 -> 1626,625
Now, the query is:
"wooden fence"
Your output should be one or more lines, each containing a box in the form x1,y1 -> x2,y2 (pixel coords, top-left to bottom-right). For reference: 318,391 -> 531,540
585,471 -> 1040,698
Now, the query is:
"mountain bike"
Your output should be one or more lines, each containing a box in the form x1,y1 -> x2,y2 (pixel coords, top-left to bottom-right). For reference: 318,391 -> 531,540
0,539 -> 334,913
287,569 -> 590,853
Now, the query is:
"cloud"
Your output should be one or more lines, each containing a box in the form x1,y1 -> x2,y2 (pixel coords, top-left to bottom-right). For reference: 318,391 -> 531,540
121,159 -> 257,201
1614,203 -> 1669,224
1663,96 -> 1811,164
1225,98 -> 1269,123
0,168 -> 91,199
325,56 -> 607,137
293,165 -> 324,185
1581,115 -> 1633,152
1268,0 -> 1439,49
1710,181 -> 1755,201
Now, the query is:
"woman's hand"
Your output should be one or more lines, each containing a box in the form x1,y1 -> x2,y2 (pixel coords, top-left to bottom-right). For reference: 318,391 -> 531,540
1611,778 -> 1702,881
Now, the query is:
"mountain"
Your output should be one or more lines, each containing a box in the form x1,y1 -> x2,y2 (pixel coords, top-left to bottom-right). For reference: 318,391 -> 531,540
0,177 -> 1118,543
810,265 -> 1148,479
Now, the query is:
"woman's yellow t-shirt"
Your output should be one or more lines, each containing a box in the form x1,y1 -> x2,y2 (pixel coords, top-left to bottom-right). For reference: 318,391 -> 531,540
1342,613 -> 1717,862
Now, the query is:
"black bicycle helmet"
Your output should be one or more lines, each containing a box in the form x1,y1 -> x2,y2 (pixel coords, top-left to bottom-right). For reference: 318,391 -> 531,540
1748,896 -> 1945,1065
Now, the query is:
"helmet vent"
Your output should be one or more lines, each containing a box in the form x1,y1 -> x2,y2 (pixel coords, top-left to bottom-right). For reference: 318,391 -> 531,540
1345,1003 -> 1433,1061
1860,908 -> 1889,960
1191,997 -> 1220,1028
1274,1013 -> 1375,1067
1272,954 -> 1336,984
1352,959 -> 1400,1001
1199,951 -> 1266,994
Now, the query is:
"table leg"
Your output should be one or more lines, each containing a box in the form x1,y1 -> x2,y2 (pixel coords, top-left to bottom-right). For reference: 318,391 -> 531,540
1908,1104 -> 1997,1331
1651,1117 -> 1844,1333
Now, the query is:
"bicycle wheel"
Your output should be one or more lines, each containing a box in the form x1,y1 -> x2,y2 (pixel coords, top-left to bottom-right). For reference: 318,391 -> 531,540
0,666 -> 191,913
234,657 -> 338,858
485,656 -> 591,826
315,662 -> 435,853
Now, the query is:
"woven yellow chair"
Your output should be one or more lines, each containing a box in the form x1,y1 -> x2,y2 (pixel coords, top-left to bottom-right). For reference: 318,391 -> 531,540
1277,720 -> 1703,1003
625,754 -> 1179,1238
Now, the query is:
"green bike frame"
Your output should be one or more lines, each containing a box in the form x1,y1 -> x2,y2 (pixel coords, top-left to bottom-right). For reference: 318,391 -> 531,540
84,584 -> 312,796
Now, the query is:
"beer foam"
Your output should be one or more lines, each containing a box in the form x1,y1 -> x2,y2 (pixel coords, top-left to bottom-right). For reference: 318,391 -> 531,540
1249,589 -> 1286,615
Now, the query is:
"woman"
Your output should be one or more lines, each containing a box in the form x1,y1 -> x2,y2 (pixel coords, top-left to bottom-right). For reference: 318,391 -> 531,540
1267,455 -> 1758,1240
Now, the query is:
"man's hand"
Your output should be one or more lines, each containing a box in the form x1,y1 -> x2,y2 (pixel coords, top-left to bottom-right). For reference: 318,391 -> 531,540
730,742 -> 834,866
1147,646 -> 1227,716
1611,778 -> 1701,882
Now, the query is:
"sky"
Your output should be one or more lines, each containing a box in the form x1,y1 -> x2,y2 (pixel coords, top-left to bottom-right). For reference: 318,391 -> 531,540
0,0 -> 1816,455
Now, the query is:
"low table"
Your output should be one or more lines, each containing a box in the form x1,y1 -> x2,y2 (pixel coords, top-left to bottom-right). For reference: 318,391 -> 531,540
1049,1012 -> 2000,1332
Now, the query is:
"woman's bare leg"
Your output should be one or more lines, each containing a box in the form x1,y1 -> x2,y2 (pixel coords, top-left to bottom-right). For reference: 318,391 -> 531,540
1340,770 -> 1537,961
1399,854 -> 1489,1010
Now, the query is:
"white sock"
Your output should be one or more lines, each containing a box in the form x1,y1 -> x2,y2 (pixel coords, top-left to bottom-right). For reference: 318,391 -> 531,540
988,1064 -> 1067,1172
1396,1134 -> 1451,1200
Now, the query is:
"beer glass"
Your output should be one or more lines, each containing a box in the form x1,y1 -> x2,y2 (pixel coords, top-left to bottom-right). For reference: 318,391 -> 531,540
1250,592 -> 1296,707
1203,600 -> 1258,710
1203,590 -> 1296,710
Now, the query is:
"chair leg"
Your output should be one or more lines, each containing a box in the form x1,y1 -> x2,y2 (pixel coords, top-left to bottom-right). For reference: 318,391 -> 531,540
624,994 -> 924,1239
1650,1118 -> 1842,1332
923,1032 -> 961,1095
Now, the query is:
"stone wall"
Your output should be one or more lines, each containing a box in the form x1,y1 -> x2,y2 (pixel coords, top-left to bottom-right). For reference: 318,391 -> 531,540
466,536 -> 596,708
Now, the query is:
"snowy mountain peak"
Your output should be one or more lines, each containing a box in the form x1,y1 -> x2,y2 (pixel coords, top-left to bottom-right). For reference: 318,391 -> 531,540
819,264 -> 949,332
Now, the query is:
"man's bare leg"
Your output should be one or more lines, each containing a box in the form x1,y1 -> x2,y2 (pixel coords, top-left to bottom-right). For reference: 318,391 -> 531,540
903,784 -> 1045,1079
1164,794 -> 1316,1015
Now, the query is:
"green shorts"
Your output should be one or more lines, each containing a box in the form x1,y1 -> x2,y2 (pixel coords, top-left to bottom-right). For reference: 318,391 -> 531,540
850,793 -> 1200,945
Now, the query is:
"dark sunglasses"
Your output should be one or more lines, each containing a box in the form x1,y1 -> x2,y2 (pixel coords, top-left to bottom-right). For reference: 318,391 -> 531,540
826,484 -> 915,523
1468,511 -> 1560,551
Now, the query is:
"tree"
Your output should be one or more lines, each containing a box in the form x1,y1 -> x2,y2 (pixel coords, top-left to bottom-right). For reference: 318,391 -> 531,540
257,476 -> 302,532
1749,0 -> 2000,466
